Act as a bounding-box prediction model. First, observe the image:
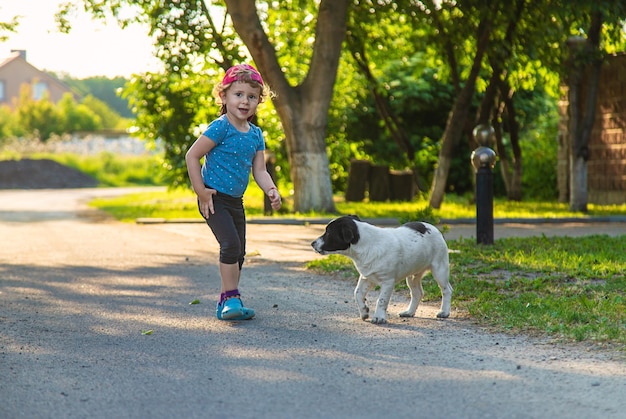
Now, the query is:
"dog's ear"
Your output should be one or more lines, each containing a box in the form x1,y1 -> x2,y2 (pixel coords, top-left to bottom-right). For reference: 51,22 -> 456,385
340,221 -> 360,245
341,225 -> 355,244
348,214 -> 361,221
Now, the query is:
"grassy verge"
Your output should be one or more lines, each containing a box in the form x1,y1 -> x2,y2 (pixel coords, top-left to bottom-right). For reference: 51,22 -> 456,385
6,153 -> 623,219
1,152 -> 165,187
88,188 -> 626,221
307,236 -> 626,349
53,152 -> 166,187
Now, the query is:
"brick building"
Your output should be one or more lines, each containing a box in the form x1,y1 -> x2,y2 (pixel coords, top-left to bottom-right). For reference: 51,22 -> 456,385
0,50 -> 77,109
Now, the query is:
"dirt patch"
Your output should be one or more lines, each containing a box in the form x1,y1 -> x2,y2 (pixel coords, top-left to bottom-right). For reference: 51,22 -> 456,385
0,158 -> 98,189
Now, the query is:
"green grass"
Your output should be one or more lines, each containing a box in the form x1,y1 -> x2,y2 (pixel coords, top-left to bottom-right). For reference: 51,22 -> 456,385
1,152 -> 165,187
307,235 -> 626,349
57,152 -> 166,187
90,189 -> 198,221
88,188 -> 626,222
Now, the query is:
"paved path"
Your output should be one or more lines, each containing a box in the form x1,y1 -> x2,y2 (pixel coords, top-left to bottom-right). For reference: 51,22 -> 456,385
1,188 -> 625,419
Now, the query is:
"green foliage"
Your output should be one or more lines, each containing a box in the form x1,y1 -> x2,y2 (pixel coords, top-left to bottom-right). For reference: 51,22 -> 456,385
60,0 -> 626,206
263,1 -> 317,85
0,14 -> 19,42
0,85 -> 129,141
61,75 -> 134,118
80,95 -> 130,130
519,108 -> 559,201
327,52 -> 458,192
124,71 -> 214,188
0,105 -> 16,144
57,93 -> 102,132
398,205 -> 440,226
14,86 -> 63,141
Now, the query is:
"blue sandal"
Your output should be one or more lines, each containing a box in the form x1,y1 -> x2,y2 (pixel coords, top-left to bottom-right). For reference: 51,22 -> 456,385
217,298 -> 255,321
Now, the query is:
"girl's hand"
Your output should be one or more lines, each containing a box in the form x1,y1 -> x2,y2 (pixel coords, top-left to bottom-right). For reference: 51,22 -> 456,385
267,187 -> 282,210
198,188 -> 217,219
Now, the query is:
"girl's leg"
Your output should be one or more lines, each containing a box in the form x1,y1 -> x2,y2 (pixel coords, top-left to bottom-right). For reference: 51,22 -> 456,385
201,193 -> 253,319
219,262 -> 240,293
203,193 -> 244,290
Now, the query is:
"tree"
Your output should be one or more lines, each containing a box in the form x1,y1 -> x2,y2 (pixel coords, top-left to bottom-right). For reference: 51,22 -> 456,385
57,93 -> 102,132
224,0 -> 347,212
14,85 -> 63,141
475,0 -> 526,201
125,71 -> 211,188
340,0 -> 497,205
551,1 -> 625,211
59,0 -> 347,212
428,8 -> 492,208
344,2 -> 423,192
565,12 -> 602,212
61,76 -> 134,118
81,95 -> 127,130
0,13 -> 19,42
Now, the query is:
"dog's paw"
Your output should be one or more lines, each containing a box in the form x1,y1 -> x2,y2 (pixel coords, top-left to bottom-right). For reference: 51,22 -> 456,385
398,310 -> 415,318
436,311 -> 450,319
370,317 -> 387,325
359,306 -> 369,320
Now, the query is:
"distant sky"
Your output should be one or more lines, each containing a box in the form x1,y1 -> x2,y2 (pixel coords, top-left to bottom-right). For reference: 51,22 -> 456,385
0,1 -> 161,79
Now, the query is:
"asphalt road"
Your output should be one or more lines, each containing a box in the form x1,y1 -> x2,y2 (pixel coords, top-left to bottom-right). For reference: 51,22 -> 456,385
1,188 -> 625,419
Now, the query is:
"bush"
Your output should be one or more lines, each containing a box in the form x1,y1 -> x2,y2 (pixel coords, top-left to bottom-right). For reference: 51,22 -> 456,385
519,110 -> 559,200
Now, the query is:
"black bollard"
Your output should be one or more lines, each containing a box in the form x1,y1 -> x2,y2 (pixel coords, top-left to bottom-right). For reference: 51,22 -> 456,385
475,165 -> 494,244
471,125 -> 497,245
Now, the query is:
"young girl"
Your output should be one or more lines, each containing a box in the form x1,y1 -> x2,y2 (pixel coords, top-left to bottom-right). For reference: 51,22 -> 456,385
186,64 -> 281,321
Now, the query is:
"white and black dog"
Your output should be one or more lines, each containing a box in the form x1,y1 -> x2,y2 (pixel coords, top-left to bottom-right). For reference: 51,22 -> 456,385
311,215 -> 452,324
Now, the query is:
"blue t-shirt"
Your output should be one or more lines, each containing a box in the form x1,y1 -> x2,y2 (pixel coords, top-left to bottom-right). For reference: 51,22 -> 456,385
201,115 -> 265,197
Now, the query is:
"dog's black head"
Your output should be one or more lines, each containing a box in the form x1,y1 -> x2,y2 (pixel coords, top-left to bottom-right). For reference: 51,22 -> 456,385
311,215 -> 361,255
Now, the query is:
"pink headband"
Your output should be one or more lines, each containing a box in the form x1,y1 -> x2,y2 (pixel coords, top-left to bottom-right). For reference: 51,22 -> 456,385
222,64 -> 264,86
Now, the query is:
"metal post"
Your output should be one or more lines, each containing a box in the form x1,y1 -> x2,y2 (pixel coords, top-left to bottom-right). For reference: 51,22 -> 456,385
471,124 -> 497,245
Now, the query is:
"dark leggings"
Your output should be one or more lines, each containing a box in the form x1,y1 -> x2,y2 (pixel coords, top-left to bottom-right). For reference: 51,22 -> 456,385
200,191 -> 246,269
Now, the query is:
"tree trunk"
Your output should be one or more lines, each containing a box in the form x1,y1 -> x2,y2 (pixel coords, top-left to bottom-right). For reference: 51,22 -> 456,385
226,0 -> 348,212
493,112 -> 512,194
567,11 -> 602,213
567,39 -> 584,211
557,117 -> 570,203
473,0 -> 524,202
500,82 -> 523,201
429,18 -> 491,208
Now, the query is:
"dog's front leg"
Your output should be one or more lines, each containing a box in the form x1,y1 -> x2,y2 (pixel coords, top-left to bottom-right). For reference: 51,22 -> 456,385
354,276 -> 372,320
371,282 -> 394,324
